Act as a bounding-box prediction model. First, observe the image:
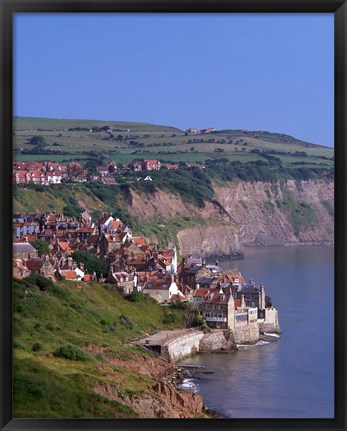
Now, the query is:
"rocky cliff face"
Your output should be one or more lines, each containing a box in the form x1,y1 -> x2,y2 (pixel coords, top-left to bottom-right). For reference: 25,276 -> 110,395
126,179 -> 334,257
214,179 -> 334,245
94,380 -> 204,418
93,354 -> 205,418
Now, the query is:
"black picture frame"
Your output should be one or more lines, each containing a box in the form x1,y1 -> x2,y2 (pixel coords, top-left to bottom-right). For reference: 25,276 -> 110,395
1,1 -> 346,430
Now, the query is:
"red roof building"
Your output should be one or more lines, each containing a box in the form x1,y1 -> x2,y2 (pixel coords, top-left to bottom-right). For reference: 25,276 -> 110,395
142,160 -> 161,171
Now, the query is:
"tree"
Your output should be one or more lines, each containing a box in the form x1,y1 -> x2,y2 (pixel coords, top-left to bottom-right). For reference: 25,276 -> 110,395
71,251 -> 108,277
91,209 -> 103,222
63,205 -> 80,218
85,159 -> 102,174
27,135 -> 46,146
29,239 -> 50,257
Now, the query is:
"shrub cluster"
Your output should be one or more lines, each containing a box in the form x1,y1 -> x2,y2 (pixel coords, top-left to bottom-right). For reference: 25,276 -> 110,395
163,313 -> 177,324
125,291 -> 145,302
53,344 -> 95,362
32,342 -> 43,352
169,301 -> 190,310
25,274 -> 54,292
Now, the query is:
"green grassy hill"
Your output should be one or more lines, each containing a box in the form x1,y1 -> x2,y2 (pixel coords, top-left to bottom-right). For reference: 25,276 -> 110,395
13,116 -> 334,169
13,277 -> 190,418
13,184 -> 109,215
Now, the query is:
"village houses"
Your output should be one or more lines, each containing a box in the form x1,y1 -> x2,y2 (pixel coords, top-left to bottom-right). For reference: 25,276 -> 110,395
12,208 -> 277,335
13,158 -> 205,188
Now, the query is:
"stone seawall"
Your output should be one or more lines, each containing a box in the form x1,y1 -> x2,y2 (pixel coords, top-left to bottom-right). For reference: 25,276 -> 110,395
234,322 -> 260,345
258,308 -> 281,335
199,330 -> 235,352
162,331 -> 205,363
137,311 -> 281,365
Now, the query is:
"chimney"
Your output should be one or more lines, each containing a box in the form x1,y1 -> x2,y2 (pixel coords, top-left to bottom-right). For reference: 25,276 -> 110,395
260,284 -> 265,310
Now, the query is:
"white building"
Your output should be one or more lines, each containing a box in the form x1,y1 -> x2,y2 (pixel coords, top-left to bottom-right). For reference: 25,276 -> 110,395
46,172 -> 62,184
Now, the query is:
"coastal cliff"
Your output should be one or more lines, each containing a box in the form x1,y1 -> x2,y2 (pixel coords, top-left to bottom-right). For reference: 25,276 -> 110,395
93,354 -> 205,418
126,179 -> 334,257
13,178 -> 334,258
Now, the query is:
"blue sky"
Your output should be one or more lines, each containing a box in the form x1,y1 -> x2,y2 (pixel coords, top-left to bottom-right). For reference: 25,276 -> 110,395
14,13 -> 334,147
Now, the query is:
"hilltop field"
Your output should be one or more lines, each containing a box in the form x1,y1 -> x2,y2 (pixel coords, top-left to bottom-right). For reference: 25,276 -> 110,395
13,116 -> 334,169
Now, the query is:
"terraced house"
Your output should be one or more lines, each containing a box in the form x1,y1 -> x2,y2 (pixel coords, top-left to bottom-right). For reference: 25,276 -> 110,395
199,289 -> 235,330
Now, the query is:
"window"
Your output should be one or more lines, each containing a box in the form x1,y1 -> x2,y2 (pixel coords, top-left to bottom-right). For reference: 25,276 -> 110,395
233,292 -> 237,298
206,304 -> 210,309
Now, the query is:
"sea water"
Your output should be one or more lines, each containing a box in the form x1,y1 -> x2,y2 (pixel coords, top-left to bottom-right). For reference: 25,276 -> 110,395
178,246 -> 334,418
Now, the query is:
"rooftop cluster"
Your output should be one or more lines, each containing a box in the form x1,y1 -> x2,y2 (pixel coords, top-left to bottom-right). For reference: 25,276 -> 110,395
13,209 -> 275,331
13,159 -> 203,187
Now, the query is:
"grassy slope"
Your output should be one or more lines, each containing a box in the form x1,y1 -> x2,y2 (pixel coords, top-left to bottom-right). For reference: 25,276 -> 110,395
13,184 -> 109,214
133,216 -> 207,249
13,279 -> 189,418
